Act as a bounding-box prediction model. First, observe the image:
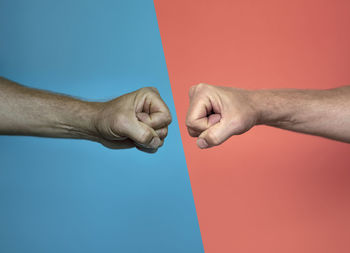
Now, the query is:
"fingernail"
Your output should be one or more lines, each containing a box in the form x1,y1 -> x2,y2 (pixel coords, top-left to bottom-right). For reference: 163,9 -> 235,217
197,138 -> 208,149
149,137 -> 161,149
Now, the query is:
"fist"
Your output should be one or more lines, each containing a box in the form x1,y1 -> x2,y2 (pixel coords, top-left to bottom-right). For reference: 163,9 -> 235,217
186,83 -> 258,149
93,87 -> 172,153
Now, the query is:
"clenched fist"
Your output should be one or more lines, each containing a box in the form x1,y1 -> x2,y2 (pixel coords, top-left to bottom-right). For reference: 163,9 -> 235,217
93,87 -> 172,152
0,77 -> 172,153
186,83 -> 350,148
2,76 -> 350,150
186,83 -> 258,149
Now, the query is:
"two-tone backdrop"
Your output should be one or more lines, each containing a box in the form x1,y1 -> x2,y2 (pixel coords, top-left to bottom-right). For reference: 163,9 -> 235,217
1,0 -> 350,252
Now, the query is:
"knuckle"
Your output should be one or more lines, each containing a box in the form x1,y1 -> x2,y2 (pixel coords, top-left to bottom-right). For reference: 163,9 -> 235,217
185,118 -> 193,128
143,86 -> 159,94
160,128 -> 168,138
164,113 -> 172,125
196,83 -> 208,90
158,139 -> 164,148
151,87 -> 160,93
189,85 -> 196,96
188,128 -> 198,137
135,87 -> 145,94
189,83 -> 208,97
206,131 -> 219,146
138,130 -> 153,144
186,119 -> 201,131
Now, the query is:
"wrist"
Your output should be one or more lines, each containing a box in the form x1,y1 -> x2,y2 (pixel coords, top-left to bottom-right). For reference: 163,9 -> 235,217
66,100 -> 103,141
245,89 -> 266,125
249,89 -> 302,127
248,89 -> 282,126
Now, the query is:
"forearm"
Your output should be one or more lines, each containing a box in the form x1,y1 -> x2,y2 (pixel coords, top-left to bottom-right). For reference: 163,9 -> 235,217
250,86 -> 350,142
0,77 -> 100,140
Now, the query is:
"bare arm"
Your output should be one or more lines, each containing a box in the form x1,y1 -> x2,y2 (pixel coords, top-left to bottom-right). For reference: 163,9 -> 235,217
0,77 -> 98,139
252,86 -> 350,143
0,77 -> 172,152
186,83 -> 350,148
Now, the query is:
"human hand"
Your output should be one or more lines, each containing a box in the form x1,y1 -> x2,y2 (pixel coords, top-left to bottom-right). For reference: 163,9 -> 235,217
92,87 -> 172,153
186,83 -> 258,149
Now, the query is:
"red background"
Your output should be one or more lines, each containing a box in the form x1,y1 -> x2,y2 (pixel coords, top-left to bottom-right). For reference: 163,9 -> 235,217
154,0 -> 350,252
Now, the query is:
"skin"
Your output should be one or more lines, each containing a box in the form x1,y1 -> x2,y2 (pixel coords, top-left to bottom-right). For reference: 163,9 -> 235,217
186,83 -> 350,149
0,77 -> 172,153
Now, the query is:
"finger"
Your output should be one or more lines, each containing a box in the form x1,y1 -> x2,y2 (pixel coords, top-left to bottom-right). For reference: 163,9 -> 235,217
136,111 -> 172,129
197,120 -> 233,149
99,138 -> 135,150
143,90 -> 169,114
208,114 -> 221,125
187,127 -> 201,137
186,106 -> 209,132
122,119 -> 162,149
138,92 -> 172,129
136,146 -> 158,154
135,138 -> 164,153
148,86 -> 160,94
189,85 -> 196,98
147,93 -> 172,128
155,127 -> 168,139
186,113 -> 221,133
186,92 -> 213,131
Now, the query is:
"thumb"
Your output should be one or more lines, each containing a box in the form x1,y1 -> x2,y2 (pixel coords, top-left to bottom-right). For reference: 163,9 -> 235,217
197,120 -> 232,149
122,119 -> 162,149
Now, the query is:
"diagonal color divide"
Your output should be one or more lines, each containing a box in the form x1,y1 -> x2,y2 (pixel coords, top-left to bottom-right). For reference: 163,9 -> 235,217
0,1 -> 203,252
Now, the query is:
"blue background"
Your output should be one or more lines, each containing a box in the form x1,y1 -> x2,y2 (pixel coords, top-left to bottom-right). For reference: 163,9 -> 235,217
0,0 -> 204,252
